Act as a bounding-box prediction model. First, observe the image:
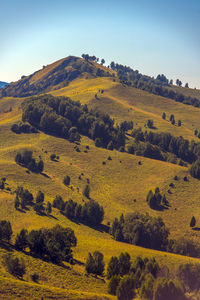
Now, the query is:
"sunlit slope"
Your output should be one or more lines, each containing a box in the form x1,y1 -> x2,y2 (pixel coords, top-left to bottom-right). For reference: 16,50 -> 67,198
1,84 -> 200,298
50,77 -> 200,141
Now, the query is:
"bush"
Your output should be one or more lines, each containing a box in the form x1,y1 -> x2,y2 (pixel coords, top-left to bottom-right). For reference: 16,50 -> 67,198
3,254 -> 26,278
15,150 -> 44,173
36,191 -> 44,203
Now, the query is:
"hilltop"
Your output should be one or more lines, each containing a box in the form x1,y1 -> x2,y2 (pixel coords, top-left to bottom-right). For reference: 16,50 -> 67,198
0,56 -> 114,98
1,55 -> 200,299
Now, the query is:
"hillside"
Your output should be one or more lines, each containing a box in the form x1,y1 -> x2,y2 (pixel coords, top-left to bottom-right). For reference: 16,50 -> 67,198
1,56 -> 200,299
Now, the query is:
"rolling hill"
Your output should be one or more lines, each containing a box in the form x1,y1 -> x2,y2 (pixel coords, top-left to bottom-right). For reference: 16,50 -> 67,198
1,56 -> 200,299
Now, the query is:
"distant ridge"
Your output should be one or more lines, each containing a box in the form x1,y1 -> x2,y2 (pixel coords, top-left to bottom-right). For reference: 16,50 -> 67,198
0,81 -> 9,89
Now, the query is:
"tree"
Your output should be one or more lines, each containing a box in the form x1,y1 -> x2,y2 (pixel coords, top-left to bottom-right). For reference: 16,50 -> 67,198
108,275 -> 120,295
34,203 -> 45,214
3,254 -> 26,278
162,112 -> 166,120
36,191 -> 44,203
190,216 -> 196,228
107,256 -> 120,279
83,184 -> 90,198
178,120 -> 181,127
185,83 -> 189,88
101,59 -> 105,65
53,195 -> 65,210
46,202 -> 52,215
147,119 -> 154,129
63,175 -> 70,186
116,275 -> 135,300
140,273 -> 154,300
119,252 -> 131,276
14,196 -> 20,210
0,220 -> 12,242
169,79 -> 173,85
15,229 -> 28,251
85,251 -> 105,275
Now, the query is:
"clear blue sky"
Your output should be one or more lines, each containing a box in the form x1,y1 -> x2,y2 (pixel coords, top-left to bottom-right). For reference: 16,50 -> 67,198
1,0 -> 200,88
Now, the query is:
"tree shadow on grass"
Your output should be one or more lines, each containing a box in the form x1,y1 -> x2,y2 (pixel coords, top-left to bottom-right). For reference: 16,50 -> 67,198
192,227 -> 200,231
41,173 -> 50,179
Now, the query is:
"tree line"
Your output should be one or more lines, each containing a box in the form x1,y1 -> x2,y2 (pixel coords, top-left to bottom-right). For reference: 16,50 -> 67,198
110,61 -> 200,108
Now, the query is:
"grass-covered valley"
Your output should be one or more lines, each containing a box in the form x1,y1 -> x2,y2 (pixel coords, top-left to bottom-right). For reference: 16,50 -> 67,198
0,55 -> 200,299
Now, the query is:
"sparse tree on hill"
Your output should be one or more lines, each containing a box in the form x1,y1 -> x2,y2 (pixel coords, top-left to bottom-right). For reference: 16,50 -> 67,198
190,216 -> 196,228
178,120 -> 182,127
85,251 -> 105,275
101,59 -> 105,65
116,274 -> 135,300
107,256 -> 120,279
83,184 -> 90,198
46,202 -> 52,215
36,191 -> 44,203
15,229 -> 28,251
185,83 -> 189,88
162,112 -> 166,120
63,175 -> 70,186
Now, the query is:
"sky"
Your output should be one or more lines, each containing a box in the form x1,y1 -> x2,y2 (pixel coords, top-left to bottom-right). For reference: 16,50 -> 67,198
1,0 -> 200,88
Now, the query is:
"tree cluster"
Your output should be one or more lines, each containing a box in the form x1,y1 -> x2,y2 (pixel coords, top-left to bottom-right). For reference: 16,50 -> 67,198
15,225 -> 77,264
53,196 -> 104,226
110,212 -> 169,251
15,150 -> 44,173
146,187 -> 168,209
22,94 -> 125,150
131,128 -> 200,164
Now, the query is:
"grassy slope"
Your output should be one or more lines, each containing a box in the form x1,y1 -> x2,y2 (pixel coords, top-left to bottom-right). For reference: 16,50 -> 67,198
51,77 -> 200,141
1,77 -> 200,298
